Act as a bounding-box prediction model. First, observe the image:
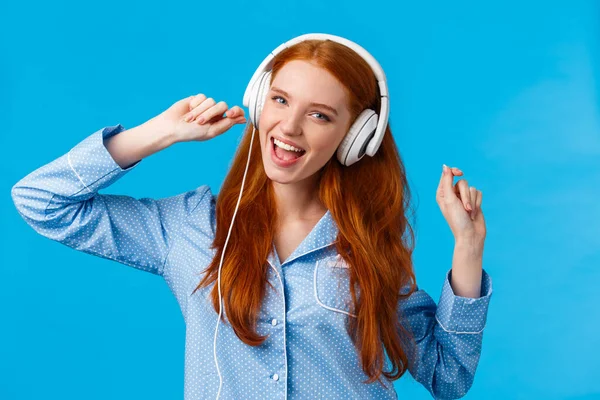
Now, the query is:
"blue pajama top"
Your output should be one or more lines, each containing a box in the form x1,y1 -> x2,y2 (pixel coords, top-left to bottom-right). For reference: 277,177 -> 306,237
11,124 -> 493,400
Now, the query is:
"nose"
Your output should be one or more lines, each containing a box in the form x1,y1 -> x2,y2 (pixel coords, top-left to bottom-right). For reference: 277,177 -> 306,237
279,109 -> 303,136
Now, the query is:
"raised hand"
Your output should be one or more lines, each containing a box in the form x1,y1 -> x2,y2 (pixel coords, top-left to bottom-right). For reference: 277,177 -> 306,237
152,93 -> 247,143
436,164 -> 486,242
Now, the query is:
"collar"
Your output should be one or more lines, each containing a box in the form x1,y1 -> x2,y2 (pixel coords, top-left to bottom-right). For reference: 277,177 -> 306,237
268,209 -> 339,268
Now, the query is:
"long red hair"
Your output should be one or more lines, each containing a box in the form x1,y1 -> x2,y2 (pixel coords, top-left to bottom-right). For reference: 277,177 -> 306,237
193,39 -> 418,386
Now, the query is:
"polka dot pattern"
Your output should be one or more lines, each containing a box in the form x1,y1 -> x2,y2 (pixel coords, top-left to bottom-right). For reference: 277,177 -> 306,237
11,124 -> 494,400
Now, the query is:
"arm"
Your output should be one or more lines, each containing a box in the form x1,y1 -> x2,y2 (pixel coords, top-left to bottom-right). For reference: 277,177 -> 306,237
450,237 -> 484,298
398,267 -> 493,399
103,118 -> 176,169
11,123 -> 208,275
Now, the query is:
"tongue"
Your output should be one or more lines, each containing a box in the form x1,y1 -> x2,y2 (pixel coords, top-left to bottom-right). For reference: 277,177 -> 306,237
275,145 -> 304,161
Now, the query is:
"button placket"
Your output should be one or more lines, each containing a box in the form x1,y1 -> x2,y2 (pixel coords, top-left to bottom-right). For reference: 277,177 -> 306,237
267,260 -> 288,397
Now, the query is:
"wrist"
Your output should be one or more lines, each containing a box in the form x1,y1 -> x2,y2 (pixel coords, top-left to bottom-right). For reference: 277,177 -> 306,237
454,235 -> 485,254
146,116 -> 179,147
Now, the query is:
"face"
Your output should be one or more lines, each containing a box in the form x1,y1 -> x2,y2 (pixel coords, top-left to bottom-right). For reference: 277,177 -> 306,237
258,60 -> 352,185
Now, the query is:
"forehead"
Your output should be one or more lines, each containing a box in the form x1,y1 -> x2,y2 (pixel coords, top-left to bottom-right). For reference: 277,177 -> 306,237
271,60 -> 348,105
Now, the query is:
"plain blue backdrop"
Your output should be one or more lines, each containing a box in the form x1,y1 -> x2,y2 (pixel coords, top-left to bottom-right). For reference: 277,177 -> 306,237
1,1 -> 599,399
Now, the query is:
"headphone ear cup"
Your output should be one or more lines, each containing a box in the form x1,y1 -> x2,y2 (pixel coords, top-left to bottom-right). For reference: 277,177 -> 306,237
247,73 -> 261,127
250,70 -> 272,129
337,109 -> 378,166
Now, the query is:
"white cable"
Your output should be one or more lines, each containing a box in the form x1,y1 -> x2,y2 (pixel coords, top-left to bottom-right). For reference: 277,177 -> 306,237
214,122 -> 255,399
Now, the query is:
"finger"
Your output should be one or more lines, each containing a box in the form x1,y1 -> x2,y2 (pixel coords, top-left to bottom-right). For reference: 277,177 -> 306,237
208,115 -> 246,135
196,101 -> 229,124
199,112 -> 226,125
469,186 -> 477,219
474,189 -> 482,218
437,166 -> 446,198
227,106 -> 246,119
189,93 -> 207,110
184,97 -> 216,122
436,166 -> 463,202
454,179 -> 471,210
439,164 -> 458,202
201,114 -> 246,126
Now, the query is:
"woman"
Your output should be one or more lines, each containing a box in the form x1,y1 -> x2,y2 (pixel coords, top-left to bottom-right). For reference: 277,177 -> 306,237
11,34 -> 492,400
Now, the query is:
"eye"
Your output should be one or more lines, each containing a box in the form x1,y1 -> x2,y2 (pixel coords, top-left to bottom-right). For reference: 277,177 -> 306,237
270,95 -> 331,122
272,95 -> 286,105
312,112 -> 330,122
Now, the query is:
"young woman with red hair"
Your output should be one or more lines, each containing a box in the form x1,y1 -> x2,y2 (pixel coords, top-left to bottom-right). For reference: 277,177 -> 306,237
12,34 -> 492,399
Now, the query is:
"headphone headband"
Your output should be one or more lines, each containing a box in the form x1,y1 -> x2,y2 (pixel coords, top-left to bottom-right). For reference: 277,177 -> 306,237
243,33 -> 389,159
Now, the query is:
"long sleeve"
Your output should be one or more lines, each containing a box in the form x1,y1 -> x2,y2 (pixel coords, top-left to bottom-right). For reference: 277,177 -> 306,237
398,268 -> 493,400
11,124 -> 211,276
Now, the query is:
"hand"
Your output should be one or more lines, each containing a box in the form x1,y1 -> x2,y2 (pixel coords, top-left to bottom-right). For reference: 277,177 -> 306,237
436,164 -> 486,242
150,93 -> 247,143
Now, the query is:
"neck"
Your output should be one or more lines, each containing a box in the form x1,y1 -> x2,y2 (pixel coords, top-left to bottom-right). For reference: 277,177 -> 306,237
271,177 -> 327,222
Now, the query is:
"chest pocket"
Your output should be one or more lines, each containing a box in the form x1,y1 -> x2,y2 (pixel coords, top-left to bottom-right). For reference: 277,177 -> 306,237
313,255 -> 357,318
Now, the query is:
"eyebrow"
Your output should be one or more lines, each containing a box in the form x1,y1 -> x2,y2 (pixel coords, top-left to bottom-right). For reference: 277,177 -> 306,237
270,86 -> 339,117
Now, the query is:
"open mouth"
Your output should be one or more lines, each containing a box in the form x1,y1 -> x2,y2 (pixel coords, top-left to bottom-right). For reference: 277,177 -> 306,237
271,137 -> 307,162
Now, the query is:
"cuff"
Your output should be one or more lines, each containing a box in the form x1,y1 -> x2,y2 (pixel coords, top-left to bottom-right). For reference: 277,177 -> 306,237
67,124 -> 141,194
435,268 -> 493,334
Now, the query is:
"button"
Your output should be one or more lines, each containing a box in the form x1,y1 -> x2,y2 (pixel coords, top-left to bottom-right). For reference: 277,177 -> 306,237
271,318 -> 277,326
272,373 -> 279,381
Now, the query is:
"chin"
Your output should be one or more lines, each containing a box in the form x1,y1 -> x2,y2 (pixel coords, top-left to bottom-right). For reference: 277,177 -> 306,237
265,168 -> 297,183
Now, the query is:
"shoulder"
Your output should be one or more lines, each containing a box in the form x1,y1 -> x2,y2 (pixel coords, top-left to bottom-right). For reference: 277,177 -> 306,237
157,184 -> 215,239
184,184 -> 214,215
187,185 -> 216,237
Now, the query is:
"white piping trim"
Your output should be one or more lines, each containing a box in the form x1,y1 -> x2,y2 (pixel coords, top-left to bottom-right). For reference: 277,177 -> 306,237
267,260 -> 288,400
67,150 -> 93,194
281,241 -> 338,266
313,259 -> 357,318
434,314 -> 486,334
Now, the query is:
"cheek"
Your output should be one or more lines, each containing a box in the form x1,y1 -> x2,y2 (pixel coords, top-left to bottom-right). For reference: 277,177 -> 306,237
313,135 -> 342,154
258,102 -> 273,130
260,133 -> 269,155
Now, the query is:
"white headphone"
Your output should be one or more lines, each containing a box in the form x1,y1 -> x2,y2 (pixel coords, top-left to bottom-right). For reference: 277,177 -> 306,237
213,33 -> 390,399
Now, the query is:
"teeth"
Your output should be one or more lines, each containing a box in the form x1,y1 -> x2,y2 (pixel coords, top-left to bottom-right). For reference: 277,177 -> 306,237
274,138 -> 304,153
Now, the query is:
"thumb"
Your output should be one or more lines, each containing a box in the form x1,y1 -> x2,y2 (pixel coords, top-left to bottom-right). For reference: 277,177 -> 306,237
438,164 -> 457,202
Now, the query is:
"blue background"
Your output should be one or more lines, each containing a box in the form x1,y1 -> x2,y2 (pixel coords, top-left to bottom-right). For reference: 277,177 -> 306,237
1,1 -> 599,399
